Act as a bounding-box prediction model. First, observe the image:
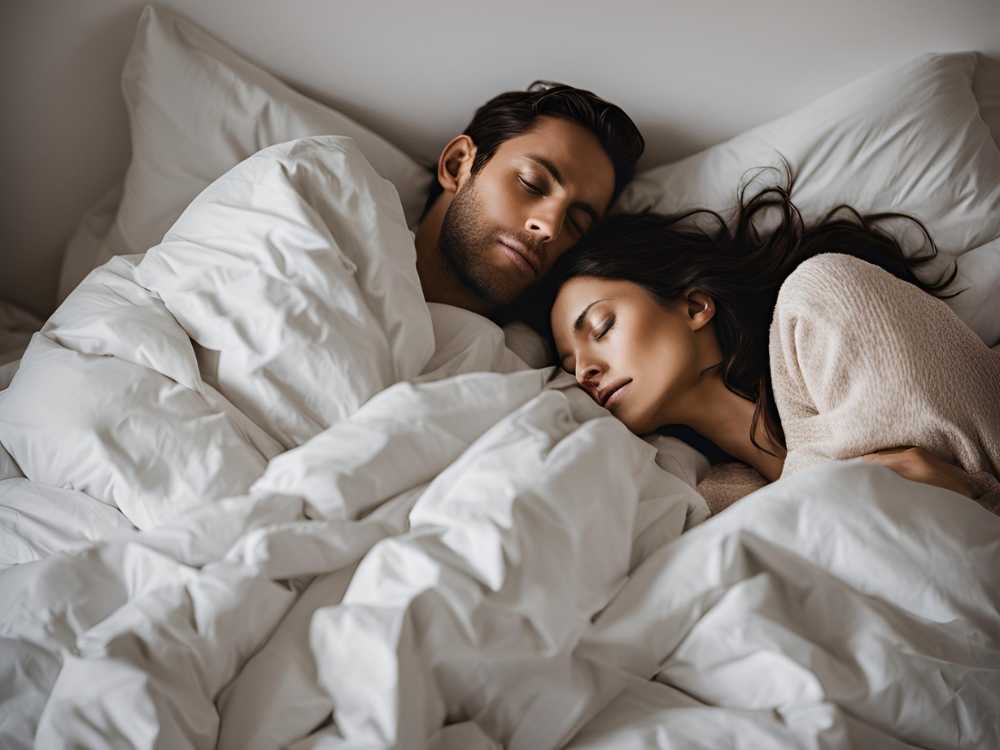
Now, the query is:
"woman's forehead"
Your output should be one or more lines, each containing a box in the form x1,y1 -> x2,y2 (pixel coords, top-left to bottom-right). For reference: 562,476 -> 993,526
554,277 -> 606,320
556,277 -> 636,311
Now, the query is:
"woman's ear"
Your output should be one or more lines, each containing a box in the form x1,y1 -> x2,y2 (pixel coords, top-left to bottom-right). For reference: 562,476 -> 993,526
684,289 -> 715,331
437,135 -> 477,195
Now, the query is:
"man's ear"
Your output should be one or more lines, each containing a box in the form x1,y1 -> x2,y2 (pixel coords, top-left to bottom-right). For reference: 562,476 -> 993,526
437,135 -> 477,195
684,289 -> 715,331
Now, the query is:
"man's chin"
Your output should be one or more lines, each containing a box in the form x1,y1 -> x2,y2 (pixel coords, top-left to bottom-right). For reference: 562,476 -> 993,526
476,285 -> 529,309
464,264 -> 533,308
493,281 -> 535,308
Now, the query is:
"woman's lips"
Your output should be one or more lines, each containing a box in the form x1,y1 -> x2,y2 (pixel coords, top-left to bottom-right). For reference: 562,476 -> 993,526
602,380 -> 632,408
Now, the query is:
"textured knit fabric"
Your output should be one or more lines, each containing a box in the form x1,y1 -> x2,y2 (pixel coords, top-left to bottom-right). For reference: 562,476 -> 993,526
770,253 -> 1000,510
696,462 -> 768,515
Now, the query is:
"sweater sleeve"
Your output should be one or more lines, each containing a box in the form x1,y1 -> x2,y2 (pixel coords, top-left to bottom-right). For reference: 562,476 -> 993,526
769,253 -> 1000,481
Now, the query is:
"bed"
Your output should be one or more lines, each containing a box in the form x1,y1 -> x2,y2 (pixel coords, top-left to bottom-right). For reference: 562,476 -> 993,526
1,6 -> 999,749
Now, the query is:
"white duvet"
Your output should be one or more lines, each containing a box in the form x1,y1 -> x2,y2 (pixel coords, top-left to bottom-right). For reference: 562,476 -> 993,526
0,137 -> 997,750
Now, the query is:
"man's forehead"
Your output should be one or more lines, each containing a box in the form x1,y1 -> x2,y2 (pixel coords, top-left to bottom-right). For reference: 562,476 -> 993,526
499,116 -> 604,164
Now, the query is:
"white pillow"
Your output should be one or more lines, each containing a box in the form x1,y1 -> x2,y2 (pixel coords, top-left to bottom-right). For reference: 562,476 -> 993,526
616,52 -> 1000,348
58,4 -> 432,302
973,54 -> 1000,150
0,302 -> 43,367
57,182 -> 122,303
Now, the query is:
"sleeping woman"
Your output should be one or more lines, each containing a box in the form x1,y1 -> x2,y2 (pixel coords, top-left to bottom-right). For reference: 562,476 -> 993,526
548,179 -> 1000,513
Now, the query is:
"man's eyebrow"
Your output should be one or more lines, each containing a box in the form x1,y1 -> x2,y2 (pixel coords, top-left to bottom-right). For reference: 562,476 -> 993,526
528,155 -> 565,186
574,299 -> 607,331
527,155 -> 600,222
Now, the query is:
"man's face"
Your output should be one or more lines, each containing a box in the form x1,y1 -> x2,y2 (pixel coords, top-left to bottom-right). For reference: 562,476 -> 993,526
438,116 -> 616,307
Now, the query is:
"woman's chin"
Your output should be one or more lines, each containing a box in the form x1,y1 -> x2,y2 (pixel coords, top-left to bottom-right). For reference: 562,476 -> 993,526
598,385 -> 658,435
614,408 -> 654,436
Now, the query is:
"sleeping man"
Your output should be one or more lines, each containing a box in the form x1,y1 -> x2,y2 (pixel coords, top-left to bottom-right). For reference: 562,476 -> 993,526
0,81 -> 647,529
0,80 -> 683,750
412,82 -> 644,313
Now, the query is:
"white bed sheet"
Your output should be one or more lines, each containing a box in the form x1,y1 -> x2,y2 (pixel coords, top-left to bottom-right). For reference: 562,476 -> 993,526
0,136 -> 705,749
0,136 -> 996,750
570,461 -> 1000,750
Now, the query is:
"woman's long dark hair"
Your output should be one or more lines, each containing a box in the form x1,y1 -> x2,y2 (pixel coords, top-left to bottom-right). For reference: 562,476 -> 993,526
547,170 -> 959,454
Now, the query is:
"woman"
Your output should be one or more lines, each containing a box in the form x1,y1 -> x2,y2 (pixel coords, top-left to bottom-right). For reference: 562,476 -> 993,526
548,179 -> 1000,512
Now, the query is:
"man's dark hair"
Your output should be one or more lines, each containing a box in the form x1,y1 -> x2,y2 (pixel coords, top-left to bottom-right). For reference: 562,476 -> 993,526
421,81 -> 645,218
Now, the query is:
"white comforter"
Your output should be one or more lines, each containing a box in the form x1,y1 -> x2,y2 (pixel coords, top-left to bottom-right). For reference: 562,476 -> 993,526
1,137 -> 997,750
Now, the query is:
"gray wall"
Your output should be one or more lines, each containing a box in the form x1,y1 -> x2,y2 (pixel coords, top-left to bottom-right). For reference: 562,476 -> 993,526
3,0 -> 999,318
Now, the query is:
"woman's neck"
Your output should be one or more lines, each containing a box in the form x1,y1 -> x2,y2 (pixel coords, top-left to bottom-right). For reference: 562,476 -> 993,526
669,372 -> 785,482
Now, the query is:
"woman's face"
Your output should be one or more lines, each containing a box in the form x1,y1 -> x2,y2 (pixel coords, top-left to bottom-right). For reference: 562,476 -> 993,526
551,277 -> 704,435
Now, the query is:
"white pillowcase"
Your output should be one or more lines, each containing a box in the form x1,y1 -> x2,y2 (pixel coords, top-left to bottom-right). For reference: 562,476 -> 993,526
616,52 -> 1000,347
60,6 -> 1000,349
972,54 -> 1000,150
58,4 -> 432,302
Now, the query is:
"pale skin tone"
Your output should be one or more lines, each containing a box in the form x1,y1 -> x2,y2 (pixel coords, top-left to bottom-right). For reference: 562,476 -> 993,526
553,277 -> 978,497
415,116 -> 616,315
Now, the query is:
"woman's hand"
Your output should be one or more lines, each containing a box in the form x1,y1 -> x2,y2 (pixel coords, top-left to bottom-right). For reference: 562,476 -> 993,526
862,446 -> 976,499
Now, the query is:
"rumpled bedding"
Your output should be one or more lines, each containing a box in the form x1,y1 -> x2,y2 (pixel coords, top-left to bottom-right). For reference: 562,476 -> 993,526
1,136 -> 997,750
570,461 -> 1000,750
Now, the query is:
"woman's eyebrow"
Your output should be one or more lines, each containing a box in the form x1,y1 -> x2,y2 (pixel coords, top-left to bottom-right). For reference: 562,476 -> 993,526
575,299 -> 607,331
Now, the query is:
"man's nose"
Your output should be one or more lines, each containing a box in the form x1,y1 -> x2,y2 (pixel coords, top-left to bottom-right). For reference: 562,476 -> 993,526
526,203 -> 564,244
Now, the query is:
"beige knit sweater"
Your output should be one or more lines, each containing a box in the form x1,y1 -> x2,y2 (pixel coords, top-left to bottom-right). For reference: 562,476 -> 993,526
768,253 -> 1000,511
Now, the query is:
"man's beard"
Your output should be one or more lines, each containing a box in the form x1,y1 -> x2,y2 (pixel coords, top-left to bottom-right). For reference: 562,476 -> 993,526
438,175 -> 538,307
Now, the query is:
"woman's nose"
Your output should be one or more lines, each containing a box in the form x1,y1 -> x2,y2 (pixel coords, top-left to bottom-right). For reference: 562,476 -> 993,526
575,362 -> 602,385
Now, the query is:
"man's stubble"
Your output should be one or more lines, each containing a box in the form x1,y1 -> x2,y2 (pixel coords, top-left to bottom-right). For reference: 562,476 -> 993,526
437,175 -> 535,308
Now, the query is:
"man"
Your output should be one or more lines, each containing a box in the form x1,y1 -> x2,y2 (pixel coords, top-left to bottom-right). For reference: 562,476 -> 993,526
413,82 -> 644,315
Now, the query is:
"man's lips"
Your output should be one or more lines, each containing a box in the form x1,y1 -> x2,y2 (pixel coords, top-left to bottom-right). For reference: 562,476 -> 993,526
498,238 -> 541,277
597,379 -> 632,408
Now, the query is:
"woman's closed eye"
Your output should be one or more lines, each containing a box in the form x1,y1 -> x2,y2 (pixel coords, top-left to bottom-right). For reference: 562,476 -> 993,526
595,315 -> 615,340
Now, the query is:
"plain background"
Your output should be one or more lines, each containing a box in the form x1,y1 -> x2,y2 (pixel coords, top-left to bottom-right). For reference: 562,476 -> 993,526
2,0 -> 999,318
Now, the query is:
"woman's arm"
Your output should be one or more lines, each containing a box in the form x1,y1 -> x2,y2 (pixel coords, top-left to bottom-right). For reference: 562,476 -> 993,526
863,447 -> 1000,513
770,255 -> 1000,487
